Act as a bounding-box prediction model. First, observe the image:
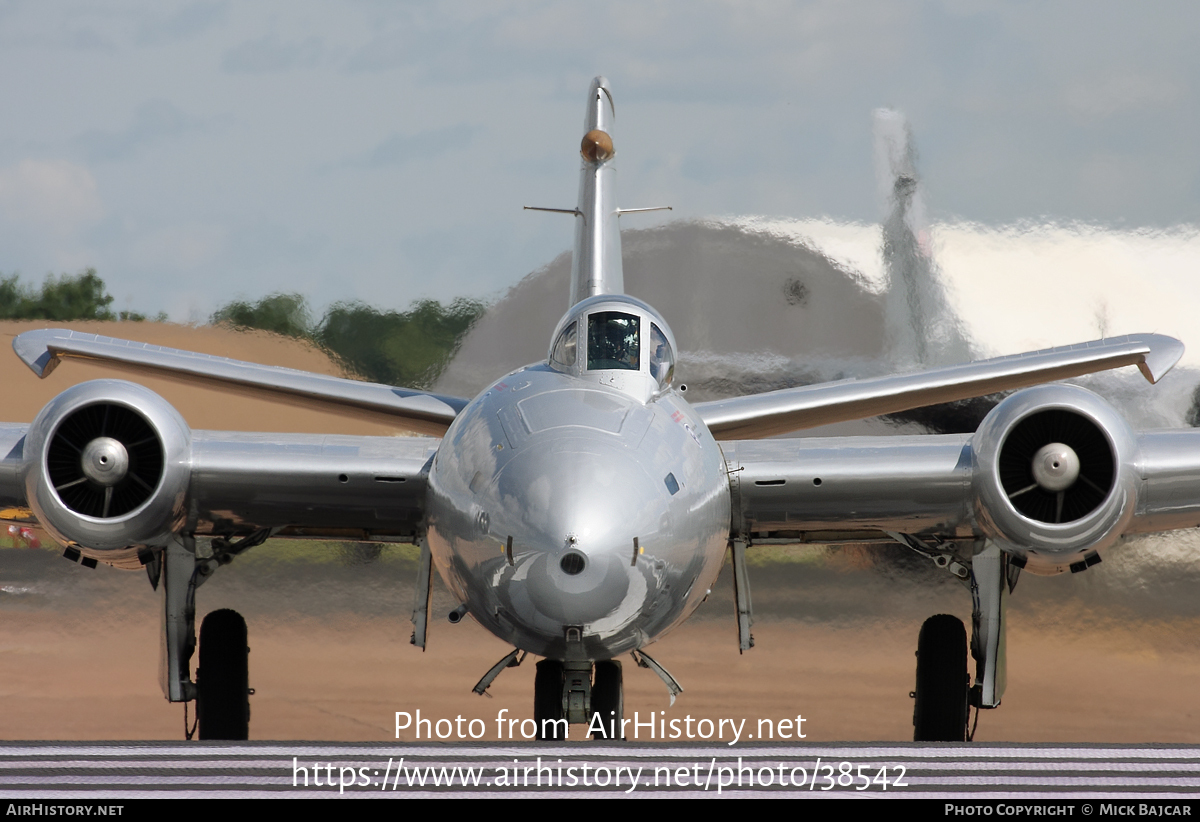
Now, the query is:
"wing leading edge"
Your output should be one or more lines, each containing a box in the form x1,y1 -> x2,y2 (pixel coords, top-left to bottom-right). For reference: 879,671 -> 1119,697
13,329 -> 468,436
0,424 -> 439,558
695,334 -> 1184,439
187,431 -> 438,540
722,380 -> 1200,578
723,435 -> 973,545
724,428 -> 1200,545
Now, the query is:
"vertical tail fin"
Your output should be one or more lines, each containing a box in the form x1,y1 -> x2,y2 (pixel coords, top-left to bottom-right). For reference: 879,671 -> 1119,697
570,76 -> 624,306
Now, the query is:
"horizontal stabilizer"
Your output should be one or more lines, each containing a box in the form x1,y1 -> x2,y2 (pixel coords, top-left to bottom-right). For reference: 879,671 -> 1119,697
13,329 -> 467,436
695,333 -> 1184,440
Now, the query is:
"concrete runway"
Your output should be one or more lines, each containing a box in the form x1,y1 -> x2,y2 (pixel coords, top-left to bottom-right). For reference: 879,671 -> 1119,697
0,742 -> 1199,798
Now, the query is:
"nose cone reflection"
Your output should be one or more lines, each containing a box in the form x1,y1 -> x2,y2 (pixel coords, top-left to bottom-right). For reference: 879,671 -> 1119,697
524,549 -> 630,624
427,369 -> 731,660
497,442 -> 652,628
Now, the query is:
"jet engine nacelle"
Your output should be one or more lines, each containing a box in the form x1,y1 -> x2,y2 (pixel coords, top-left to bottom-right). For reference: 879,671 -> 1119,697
972,384 -> 1138,574
22,380 -> 191,560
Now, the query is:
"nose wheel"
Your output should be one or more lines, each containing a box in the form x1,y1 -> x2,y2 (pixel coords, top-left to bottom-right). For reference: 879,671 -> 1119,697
533,659 -> 625,740
197,609 -> 251,740
590,660 -> 624,740
912,614 -> 969,742
534,660 -> 566,740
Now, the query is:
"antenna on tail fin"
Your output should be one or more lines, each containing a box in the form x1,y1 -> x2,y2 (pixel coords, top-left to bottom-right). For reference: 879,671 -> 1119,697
569,76 -> 623,306
524,77 -> 670,308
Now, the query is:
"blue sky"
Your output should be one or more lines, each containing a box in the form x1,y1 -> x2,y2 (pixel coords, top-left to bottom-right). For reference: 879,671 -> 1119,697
0,1 -> 1197,322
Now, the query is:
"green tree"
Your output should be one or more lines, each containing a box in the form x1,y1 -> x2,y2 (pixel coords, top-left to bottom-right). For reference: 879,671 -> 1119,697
317,297 -> 484,388
35,270 -> 115,320
0,269 -> 152,321
211,293 -> 486,389
210,293 -> 313,339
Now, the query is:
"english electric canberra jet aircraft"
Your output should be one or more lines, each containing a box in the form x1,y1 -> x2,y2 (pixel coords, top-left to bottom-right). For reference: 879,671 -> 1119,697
2,77 -> 1197,742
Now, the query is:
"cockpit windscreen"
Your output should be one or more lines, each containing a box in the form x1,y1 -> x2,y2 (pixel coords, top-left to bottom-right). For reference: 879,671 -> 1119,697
650,322 -> 674,387
550,321 -> 577,368
587,312 -> 640,371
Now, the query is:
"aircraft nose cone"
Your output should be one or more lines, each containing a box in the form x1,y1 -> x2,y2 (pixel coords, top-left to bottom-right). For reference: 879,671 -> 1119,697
498,444 -> 652,625
524,540 -> 630,624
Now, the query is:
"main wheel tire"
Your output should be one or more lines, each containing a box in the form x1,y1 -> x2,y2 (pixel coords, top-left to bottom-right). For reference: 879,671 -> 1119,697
913,614 -> 969,742
197,609 -> 250,741
590,660 -> 623,741
534,659 -> 565,741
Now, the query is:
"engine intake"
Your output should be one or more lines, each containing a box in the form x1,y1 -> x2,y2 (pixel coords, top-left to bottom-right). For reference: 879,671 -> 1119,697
998,409 -> 1114,524
23,381 -> 191,556
47,403 -> 165,519
973,384 -> 1137,572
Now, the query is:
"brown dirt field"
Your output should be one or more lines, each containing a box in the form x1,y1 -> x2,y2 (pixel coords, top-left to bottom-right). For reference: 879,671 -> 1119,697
4,588 -> 1198,744
0,320 -> 403,436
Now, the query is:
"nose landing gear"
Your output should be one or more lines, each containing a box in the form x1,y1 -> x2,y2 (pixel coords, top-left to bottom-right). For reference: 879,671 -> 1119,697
534,660 -> 567,740
591,660 -> 624,740
532,658 -> 625,741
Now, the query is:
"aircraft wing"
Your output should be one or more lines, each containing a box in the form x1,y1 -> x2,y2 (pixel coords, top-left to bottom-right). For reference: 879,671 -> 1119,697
0,422 -> 439,550
721,380 -> 1200,571
722,434 -> 976,544
182,431 -> 437,540
724,427 -> 1200,543
694,334 -> 1184,439
13,329 -> 468,436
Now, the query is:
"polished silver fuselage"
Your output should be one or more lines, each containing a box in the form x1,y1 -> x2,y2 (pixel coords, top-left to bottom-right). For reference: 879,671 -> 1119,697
426,363 -> 730,659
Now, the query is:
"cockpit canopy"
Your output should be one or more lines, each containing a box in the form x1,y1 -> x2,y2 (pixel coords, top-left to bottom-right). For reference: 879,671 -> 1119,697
547,295 -> 677,402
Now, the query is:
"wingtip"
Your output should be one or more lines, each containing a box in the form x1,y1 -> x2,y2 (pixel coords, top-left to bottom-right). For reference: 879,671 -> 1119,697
12,329 -> 65,378
1137,333 -> 1186,384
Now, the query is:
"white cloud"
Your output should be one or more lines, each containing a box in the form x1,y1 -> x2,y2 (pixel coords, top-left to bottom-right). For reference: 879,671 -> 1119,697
1063,73 -> 1182,118
0,159 -> 104,237
129,222 -> 227,270
222,34 -> 322,73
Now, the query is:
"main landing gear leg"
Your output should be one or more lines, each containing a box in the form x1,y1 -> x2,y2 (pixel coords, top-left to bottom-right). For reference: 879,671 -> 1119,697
161,533 -> 264,740
730,539 -> 754,652
969,540 -> 1012,713
910,540 -> 1014,742
162,539 -> 198,706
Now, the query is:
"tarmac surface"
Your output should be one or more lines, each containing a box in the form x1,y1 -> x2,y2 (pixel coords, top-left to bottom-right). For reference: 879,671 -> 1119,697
1,742 -> 1199,798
